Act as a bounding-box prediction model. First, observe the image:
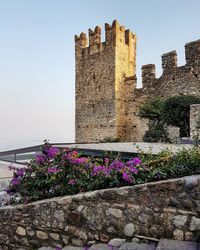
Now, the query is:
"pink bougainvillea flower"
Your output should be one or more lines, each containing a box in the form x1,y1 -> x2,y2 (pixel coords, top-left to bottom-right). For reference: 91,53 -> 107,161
132,157 -> 142,165
92,165 -> 110,176
16,168 -> 26,177
104,157 -> 110,164
122,171 -> 133,183
47,147 -> 60,158
71,150 -> 79,158
11,177 -> 21,186
68,179 -> 76,185
47,167 -> 60,174
70,157 -> 88,165
35,154 -> 46,164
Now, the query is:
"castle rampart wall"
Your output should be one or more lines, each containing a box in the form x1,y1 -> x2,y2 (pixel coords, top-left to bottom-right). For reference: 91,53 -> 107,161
75,20 -> 200,143
128,39 -> 200,141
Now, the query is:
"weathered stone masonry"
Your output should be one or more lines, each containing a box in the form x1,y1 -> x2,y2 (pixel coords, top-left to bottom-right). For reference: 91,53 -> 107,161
75,20 -> 136,143
1,175 -> 200,248
190,104 -> 200,140
75,20 -> 200,143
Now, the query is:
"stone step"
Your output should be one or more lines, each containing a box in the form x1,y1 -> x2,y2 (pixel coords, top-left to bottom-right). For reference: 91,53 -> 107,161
156,239 -> 200,250
119,242 -> 157,250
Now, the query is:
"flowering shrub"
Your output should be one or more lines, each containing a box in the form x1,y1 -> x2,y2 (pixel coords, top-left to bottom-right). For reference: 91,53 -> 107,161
6,143 -> 142,203
6,143 -> 200,204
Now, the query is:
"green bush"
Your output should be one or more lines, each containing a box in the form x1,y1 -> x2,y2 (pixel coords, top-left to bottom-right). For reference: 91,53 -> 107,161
139,97 -> 164,121
143,121 -> 169,143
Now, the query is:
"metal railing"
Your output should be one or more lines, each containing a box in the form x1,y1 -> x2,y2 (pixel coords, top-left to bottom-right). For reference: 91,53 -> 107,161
0,143 -> 74,164
0,144 -> 43,165
0,142 -> 138,165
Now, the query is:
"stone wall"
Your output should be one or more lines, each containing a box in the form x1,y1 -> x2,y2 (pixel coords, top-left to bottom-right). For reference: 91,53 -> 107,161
75,20 -> 200,142
75,20 -> 137,143
1,175 -> 200,249
190,104 -> 200,140
130,39 -> 200,141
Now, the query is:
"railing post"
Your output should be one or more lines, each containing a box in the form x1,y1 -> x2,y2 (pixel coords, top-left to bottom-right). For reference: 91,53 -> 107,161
14,154 -> 16,163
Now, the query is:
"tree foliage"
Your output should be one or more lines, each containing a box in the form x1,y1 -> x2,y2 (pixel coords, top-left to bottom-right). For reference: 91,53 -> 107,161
139,95 -> 200,142
139,97 -> 164,121
143,121 -> 169,143
163,95 -> 200,137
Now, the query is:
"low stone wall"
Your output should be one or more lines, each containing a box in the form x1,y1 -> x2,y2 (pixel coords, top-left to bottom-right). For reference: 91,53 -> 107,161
1,175 -> 200,249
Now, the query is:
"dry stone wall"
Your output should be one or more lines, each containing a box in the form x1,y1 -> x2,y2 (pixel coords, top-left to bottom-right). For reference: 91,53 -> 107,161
75,20 -> 200,142
1,175 -> 200,249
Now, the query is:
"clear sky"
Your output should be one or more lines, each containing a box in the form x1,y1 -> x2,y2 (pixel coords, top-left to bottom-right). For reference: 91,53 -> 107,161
0,0 -> 200,150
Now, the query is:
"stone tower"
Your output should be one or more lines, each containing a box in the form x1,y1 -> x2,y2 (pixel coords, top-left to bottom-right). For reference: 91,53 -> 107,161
75,20 -> 136,143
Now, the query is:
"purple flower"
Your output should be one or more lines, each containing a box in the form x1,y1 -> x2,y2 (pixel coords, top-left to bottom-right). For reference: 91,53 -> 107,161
11,177 -> 21,186
70,157 -> 87,165
92,165 -> 110,176
109,160 -> 124,170
8,164 -> 18,171
131,157 -> 142,165
4,187 -> 10,193
35,154 -> 46,164
68,179 -> 76,185
130,166 -> 138,174
55,248 -> 62,250
16,168 -> 26,177
122,172 -> 132,183
104,157 -> 110,164
47,147 -> 59,158
8,165 -> 26,177
47,167 -> 60,174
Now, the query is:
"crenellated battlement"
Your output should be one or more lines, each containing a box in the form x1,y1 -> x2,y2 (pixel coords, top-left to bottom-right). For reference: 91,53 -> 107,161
89,26 -> 101,46
185,39 -> 200,65
142,64 -> 156,85
162,50 -> 177,72
75,20 -> 136,58
74,32 -> 88,48
141,39 -> 200,84
75,20 -> 200,143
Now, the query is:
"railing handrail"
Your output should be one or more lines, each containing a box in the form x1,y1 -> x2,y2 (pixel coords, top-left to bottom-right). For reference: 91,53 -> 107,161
0,142 -> 76,156
0,142 -> 138,165
0,141 -> 107,156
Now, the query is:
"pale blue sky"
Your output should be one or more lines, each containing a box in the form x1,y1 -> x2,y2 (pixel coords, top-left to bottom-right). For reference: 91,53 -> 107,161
0,0 -> 200,150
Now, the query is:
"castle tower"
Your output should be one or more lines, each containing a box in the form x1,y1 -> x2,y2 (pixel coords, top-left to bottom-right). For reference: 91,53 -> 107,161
75,20 -> 136,143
